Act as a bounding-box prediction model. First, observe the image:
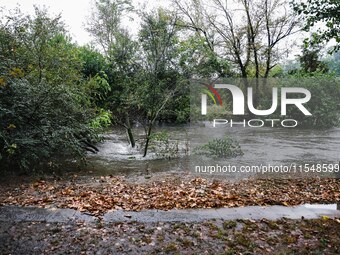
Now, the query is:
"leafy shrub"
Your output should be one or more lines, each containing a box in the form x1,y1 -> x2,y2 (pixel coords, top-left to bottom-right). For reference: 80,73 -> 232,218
193,136 -> 243,159
149,131 -> 180,159
0,79 -> 96,172
90,108 -> 112,129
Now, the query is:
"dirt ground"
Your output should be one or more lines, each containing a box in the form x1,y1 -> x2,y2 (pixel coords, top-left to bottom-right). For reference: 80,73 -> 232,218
1,217 -> 340,255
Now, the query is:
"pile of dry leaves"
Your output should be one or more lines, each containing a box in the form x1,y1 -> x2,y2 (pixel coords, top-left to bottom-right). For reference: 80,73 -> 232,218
0,175 -> 339,216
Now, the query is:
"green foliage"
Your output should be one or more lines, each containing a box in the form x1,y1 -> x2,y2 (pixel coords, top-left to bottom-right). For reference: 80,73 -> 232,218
324,50 -> 340,76
179,36 -> 231,78
3,8 -> 81,86
85,72 -> 111,104
287,44 -> 330,76
204,105 -> 231,121
0,8 -> 102,172
150,131 -> 180,159
87,0 -> 133,52
105,31 -> 141,120
193,136 -> 244,159
150,131 -> 170,143
0,79 -> 95,171
136,9 -> 190,155
269,66 -> 284,78
279,76 -> 340,128
137,9 -> 187,121
299,46 -> 329,73
247,76 -> 339,128
279,46 -> 339,128
78,46 -> 107,78
90,108 -> 112,129
292,0 -> 340,52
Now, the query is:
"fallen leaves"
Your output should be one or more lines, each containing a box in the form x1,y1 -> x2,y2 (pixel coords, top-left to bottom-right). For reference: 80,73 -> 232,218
2,218 -> 340,254
0,175 -> 339,216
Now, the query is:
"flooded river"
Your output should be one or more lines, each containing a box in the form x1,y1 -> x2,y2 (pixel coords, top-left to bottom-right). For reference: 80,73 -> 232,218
85,125 -> 340,179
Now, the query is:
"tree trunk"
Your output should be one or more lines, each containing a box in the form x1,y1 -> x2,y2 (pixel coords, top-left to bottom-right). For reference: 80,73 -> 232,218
127,127 -> 135,148
264,47 -> 272,78
143,125 -> 153,157
125,113 -> 135,148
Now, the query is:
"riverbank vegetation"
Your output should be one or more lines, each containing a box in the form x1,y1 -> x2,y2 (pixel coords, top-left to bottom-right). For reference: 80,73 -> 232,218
0,0 -> 339,172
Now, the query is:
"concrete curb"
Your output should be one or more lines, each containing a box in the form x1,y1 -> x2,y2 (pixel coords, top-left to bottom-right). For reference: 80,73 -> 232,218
0,204 -> 339,223
0,206 -> 96,223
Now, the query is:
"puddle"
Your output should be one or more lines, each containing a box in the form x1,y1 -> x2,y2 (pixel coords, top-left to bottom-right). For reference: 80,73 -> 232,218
303,203 -> 339,210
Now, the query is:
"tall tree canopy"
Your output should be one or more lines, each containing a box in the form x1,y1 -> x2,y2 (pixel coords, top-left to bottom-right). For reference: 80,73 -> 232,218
173,0 -> 299,79
293,0 -> 340,52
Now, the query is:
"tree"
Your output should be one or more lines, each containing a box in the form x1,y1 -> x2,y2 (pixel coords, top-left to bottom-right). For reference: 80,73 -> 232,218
177,32 -> 232,78
286,43 -> 329,75
292,0 -> 340,52
137,9 -> 187,157
77,46 -> 112,129
172,2 -> 230,78
4,7 -> 82,87
173,0 -> 299,79
86,0 -> 133,55
86,0 -> 139,148
106,31 -> 141,148
299,45 -> 329,73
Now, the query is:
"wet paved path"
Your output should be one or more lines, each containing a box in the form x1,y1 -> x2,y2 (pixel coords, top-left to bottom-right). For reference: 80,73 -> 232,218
0,204 -> 339,223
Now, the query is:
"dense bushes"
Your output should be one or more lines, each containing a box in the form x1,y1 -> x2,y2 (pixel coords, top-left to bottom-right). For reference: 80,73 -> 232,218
0,9 -> 103,172
0,79 -> 95,171
279,76 -> 340,128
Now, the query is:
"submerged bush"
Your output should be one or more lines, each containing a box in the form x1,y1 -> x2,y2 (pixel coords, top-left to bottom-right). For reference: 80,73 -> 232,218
193,136 -> 243,159
148,131 -> 180,159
